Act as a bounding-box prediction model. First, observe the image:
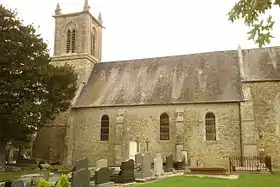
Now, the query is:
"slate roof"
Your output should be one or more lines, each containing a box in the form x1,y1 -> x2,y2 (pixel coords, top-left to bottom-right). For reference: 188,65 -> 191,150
74,50 -> 243,107
241,46 -> 280,82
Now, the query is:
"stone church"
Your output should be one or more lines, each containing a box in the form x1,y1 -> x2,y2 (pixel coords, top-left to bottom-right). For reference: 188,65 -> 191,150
33,0 -> 280,168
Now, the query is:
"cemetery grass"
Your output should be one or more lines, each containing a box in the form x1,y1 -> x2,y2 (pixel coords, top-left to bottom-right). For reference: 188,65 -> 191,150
0,165 -> 72,181
0,167 -> 46,181
133,172 -> 280,187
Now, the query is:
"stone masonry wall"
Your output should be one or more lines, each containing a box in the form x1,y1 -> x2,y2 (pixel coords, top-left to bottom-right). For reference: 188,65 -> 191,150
54,12 -> 102,60
32,111 -> 70,163
52,56 -> 95,85
240,83 -> 258,156
70,103 -> 241,168
248,81 -> 280,167
54,13 -> 89,56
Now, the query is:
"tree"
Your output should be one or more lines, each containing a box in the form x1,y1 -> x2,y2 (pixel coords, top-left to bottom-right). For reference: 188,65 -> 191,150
228,0 -> 279,48
0,5 -> 78,166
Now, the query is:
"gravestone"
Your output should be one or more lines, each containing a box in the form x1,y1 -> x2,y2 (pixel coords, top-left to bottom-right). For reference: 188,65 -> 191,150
135,153 -> 142,168
21,174 -> 41,187
154,153 -> 164,176
181,150 -> 189,165
4,179 -> 24,187
4,182 -> 12,187
164,155 -> 174,172
96,159 -> 108,169
95,167 -> 114,187
74,158 -> 88,170
135,153 -> 153,179
16,158 -> 44,166
5,166 -> 21,172
11,179 -> 24,187
7,147 -> 14,164
174,161 -> 186,170
110,159 -> 135,183
71,158 -> 90,187
129,141 -> 137,160
174,151 -> 186,170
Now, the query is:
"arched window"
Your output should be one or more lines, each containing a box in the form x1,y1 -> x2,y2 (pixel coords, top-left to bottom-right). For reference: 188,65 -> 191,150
160,113 -> 170,140
66,28 -> 76,53
91,31 -> 96,56
205,112 -> 216,141
66,29 -> 71,53
100,115 -> 109,141
71,29 -> 76,53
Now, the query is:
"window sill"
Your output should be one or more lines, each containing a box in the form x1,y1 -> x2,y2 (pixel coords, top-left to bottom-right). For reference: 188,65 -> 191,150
99,140 -> 109,143
205,140 -> 218,143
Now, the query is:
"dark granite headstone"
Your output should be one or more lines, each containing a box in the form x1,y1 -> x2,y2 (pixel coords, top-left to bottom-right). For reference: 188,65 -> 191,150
164,155 -> 174,172
95,167 -> 111,185
4,182 -> 12,187
16,158 -> 38,165
110,159 -> 135,183
174,161 -> 186,170
71,158 -> 90,187
73,158 -> 88,170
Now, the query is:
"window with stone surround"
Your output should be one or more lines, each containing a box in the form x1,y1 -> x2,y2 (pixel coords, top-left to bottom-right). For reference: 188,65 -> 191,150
160,113 -> 170,140
66,29 -> 71,53
100,115 -> 109,141
66,28 -> 76,53
71,29 -> 76,53
91,28 -> 96,56
205,112 -> 216,141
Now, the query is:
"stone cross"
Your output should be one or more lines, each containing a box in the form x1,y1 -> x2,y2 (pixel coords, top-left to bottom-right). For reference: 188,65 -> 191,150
136,137 -> 140,152
145,138 -> 150,152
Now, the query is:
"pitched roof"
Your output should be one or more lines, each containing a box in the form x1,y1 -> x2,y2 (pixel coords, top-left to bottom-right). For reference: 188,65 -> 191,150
74,50 -> 243,107
241,46 -> 280,82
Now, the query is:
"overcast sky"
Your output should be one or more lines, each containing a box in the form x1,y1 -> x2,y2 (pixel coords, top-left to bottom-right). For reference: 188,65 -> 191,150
2,0 -> 280,61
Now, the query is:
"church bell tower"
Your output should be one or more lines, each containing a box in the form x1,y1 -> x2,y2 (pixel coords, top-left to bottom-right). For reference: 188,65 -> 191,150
51,0 -> 103,84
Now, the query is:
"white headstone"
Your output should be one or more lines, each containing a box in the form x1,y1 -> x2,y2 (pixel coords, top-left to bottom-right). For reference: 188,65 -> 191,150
129,141 -> 137,160
175,145 -> 184,161
96,159 -> 108,169
154,153 -> 164,176
181,150 -> 188,165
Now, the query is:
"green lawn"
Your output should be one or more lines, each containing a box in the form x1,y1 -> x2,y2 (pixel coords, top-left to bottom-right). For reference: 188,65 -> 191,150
0,168 -> 45,182
0,165 -> 72,181
133,173 -> 280,187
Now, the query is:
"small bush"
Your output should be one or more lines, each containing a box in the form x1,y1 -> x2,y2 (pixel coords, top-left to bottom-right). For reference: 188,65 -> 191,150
56,174 -> 70,187
47,166 -> 55,172
37,178 -> 50,187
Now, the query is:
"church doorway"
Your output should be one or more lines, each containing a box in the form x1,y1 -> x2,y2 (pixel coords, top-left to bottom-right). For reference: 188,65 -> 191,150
129,141 -> 137,160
